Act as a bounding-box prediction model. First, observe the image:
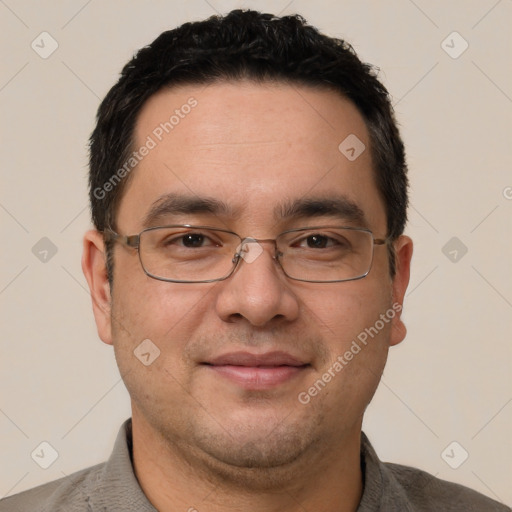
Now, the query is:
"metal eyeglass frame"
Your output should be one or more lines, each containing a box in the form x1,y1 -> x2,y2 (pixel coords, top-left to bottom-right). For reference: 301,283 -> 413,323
104,224 -> 389,284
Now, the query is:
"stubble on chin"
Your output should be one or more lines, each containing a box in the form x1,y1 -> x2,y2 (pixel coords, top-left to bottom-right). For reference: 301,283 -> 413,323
157,404 -> 329,491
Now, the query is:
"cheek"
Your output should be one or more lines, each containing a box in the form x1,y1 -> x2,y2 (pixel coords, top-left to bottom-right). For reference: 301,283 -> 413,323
109,275 -> 213,381
109,280 -> 215,423
301,293 -> 392,428
302,280 -> 393,397
112,269 -> 213,338
306,279 -> 392,345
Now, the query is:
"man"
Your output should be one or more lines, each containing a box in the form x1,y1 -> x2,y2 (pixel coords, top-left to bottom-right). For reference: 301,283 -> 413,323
1,9 -> 508,512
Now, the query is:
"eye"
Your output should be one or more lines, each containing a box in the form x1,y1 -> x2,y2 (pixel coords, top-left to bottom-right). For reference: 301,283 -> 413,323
160,230 -> 220,249
180,233 -> 213,248
297,234 -> 342,249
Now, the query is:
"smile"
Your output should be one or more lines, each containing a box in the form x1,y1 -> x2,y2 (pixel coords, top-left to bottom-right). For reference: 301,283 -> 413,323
202,351 -> 311,389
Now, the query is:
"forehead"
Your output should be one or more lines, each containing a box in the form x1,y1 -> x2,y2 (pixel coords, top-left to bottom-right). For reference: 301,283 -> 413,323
118,80 -> 386,233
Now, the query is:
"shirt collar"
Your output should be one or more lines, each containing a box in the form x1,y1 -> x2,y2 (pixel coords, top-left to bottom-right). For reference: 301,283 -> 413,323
356,432 -> 414,511
85,419 -> 157,511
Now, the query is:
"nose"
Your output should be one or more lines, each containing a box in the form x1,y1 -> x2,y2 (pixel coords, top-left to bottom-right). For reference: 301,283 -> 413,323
214,239 -> 300,327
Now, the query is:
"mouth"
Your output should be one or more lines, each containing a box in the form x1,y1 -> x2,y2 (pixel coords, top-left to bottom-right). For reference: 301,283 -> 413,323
201,351 -> 311,389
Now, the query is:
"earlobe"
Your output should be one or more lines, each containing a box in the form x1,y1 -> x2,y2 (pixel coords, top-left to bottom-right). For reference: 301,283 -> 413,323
389,235 -> 413,347
82,230 -> 113,345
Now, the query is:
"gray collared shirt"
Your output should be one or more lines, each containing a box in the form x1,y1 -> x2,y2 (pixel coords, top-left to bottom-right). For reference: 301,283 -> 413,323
1,419 -> 509,511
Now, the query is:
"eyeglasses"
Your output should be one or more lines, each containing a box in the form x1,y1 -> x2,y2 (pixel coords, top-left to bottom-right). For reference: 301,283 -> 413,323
104,225 -> 388,284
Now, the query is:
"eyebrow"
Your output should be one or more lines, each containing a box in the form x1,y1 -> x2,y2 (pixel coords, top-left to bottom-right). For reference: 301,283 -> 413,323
142,193 -> 238,227
275,196 -> 368,227
142,193 -> 368,228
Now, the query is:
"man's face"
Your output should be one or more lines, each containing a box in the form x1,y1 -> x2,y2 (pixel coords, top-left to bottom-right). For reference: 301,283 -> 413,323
85,81 -> 411,475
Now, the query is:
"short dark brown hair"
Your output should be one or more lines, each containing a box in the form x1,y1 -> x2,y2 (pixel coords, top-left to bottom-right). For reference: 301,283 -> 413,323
88,9 -> 408,279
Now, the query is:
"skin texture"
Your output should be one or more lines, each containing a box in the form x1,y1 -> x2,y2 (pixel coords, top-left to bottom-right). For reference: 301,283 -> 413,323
83,81 -> 413,512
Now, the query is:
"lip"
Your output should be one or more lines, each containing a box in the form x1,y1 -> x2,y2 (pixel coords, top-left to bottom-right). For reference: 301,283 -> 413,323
206,351 -> 307,367
202,351 -> 310,389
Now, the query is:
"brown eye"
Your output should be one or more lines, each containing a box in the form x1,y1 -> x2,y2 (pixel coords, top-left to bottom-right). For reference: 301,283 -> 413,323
181,234 -> 207,247
305,235 -> 330,248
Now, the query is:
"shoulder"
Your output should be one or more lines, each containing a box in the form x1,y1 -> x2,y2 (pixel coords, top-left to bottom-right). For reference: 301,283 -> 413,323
0,420 -> 154,512
0,463 -> 104,512
384,461 -> 511,511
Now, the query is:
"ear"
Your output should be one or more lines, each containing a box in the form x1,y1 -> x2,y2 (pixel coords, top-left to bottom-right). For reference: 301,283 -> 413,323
389,235 -> 413,347
82,230 -> 113,345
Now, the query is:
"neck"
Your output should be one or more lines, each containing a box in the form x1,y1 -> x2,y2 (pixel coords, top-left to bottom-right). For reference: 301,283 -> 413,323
131,413 -> 363,512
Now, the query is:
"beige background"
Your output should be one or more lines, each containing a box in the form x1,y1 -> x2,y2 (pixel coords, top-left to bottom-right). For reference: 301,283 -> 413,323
1,0 -> 511,505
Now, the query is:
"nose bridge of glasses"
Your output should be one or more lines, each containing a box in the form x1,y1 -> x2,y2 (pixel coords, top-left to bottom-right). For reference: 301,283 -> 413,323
235,237 -> 279,265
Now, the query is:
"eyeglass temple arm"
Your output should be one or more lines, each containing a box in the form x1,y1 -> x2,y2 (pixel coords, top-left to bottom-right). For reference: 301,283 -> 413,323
104,229 -> 140,249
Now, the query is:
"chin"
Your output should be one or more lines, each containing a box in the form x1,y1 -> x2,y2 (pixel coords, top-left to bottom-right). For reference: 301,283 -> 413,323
205,431 -> 306,467
183,408 -> 325,482
191,432 -> 318,489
